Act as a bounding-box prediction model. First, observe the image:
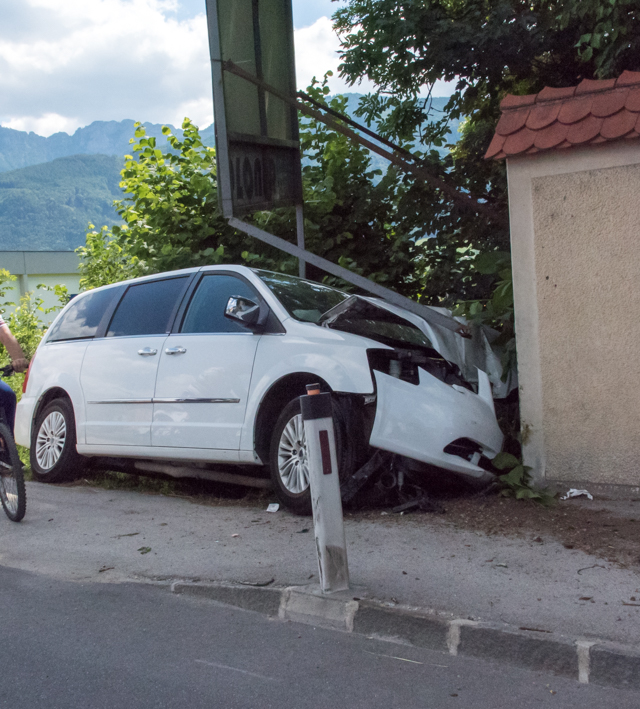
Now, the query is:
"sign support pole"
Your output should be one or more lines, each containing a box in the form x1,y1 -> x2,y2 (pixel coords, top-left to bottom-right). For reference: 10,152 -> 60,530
229,217 -> 467,334
296,204 -> 306,279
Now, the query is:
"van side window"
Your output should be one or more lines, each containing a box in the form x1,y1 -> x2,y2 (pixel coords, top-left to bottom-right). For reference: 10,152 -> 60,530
47,288 -> 118,342
181,275 -> 258,334
107,277 -> 188,337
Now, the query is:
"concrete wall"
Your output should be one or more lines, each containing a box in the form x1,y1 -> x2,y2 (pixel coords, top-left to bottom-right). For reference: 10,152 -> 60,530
0,251 -> 80,324
507,141 -> 640,487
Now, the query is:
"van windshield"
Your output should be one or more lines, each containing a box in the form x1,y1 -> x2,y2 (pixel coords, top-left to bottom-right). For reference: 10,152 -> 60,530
254,270 -> 349,323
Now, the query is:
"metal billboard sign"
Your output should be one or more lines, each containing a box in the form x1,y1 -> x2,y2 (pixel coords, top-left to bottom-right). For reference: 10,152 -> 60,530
203,0 -> 470,333
205,0 -> 302,218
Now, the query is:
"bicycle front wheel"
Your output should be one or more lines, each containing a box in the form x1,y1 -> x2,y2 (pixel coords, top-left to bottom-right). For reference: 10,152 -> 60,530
0,422 -> 26,522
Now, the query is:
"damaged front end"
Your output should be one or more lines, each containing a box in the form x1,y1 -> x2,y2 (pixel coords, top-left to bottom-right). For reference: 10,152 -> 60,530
320,296 -> 505,489
369,367 -> 502,481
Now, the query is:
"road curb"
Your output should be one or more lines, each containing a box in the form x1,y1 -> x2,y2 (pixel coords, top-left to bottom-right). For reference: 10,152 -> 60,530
171,581 -> 282,616
170,581 -> 640,689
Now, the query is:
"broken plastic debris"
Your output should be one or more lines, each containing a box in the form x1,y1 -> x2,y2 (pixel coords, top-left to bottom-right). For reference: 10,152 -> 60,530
238,578 -> 275,587
561,488 -> 593,501
266,503 -> 280,513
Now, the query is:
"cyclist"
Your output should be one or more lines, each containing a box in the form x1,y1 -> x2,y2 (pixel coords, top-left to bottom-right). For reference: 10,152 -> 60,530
0,314 -> 28,433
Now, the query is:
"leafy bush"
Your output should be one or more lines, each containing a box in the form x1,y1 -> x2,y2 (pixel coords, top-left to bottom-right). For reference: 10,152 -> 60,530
492,452 -> 556,505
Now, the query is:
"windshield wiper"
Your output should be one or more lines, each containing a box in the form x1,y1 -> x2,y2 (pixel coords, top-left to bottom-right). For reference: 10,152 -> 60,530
317,295 -> 361,326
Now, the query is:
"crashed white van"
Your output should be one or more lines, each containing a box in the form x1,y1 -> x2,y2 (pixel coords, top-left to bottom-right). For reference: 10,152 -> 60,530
16,266 -> 505,514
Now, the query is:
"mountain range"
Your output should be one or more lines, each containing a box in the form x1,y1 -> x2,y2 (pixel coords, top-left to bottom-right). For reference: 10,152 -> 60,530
0,119 -> 214,252
0,120 -> 216,174
0,95 -> 457,252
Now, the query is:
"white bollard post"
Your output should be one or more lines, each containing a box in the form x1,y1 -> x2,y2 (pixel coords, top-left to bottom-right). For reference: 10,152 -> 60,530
301,383 -> 349,594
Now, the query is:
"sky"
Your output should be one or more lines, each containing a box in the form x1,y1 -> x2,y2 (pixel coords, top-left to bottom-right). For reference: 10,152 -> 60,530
0,0 -> 450,137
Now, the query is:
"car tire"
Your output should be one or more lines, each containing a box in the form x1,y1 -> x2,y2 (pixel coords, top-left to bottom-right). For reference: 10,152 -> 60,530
31,398 -> 85,483
269,396 -> 359,516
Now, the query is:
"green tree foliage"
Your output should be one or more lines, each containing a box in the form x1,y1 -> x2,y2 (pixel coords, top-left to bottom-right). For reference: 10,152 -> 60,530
79,119 -> 305,289
560,0 -> 640,74
79,119 -> 243,288
333,0 -> 640,306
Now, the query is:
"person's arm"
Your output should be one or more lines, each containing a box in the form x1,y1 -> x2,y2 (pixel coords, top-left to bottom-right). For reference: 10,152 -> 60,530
0,325 -> 28,372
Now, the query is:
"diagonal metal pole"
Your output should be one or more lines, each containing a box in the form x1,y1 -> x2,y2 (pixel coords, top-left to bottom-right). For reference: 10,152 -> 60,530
223,60 -> 506,225
228,217 -> 467,335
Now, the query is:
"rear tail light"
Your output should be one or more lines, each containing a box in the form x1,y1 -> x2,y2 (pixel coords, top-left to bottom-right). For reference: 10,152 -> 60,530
22,352 -> 35,394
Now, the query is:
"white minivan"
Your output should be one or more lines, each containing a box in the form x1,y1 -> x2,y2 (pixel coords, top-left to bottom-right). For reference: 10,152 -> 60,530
16,265 -> 504,513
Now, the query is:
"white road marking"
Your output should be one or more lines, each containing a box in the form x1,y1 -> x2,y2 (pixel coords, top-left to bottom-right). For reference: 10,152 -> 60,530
364,650 -> 447,667
195,659 -> 278,681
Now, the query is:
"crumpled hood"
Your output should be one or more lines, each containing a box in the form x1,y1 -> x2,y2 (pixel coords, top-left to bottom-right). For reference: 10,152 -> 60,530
323,295 -> 516,399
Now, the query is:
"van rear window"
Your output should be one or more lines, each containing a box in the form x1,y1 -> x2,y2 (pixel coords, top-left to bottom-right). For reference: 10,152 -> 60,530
47,288 -> 118,342
107,277 -> 189,337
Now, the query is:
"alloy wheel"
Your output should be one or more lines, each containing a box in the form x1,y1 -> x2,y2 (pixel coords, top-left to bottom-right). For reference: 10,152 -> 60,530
35,411 -> 67,471
277,413 -> 309,494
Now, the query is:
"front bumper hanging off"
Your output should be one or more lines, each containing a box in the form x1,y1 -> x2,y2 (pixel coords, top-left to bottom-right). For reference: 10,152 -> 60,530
368,368 -> 504,481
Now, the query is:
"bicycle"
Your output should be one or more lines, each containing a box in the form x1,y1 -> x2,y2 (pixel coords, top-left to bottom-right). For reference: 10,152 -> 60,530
0,364 -> 26,522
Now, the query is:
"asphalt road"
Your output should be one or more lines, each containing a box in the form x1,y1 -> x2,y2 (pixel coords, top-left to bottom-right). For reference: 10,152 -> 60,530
1,566 -> 637,708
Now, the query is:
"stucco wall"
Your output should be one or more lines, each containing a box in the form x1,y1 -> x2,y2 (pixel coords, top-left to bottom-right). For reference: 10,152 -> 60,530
531,164 -> 640,484
508,142 -> 640,487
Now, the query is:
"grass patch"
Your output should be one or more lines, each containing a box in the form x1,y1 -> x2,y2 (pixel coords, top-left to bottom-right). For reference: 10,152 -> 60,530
67,469 -> 273,509
17,445 -> 32,480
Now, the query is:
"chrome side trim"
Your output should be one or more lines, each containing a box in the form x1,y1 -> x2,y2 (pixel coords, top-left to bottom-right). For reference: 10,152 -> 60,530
87,398 -> 240,405
87,399 -> 153,405
153,398 -> 241,404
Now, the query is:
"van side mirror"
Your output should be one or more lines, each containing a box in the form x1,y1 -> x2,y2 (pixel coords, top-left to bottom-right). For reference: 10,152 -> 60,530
224,295 -> 267,329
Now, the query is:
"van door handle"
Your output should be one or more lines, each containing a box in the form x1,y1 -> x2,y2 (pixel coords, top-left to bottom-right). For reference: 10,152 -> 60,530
138,348 -> 158,356
165,347 -> 187,355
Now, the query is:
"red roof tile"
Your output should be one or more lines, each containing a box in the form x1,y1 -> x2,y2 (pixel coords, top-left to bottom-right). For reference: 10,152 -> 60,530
557,95 -> 592,124
503,127 -> 536,155
576,78 -> 616,94
500,94 -> 536,109
485,132 -> 506,160
567,115 -> 603,144
616,71 -> 640,87
495,107 -> 530,136
527,102 -> 561,130
487,72 -> 640,160
537,86 -> 576,101
592,89 -> 628,117
626,87 -> 640,112
533,121 -> 568,150
601,109 -> 637,139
